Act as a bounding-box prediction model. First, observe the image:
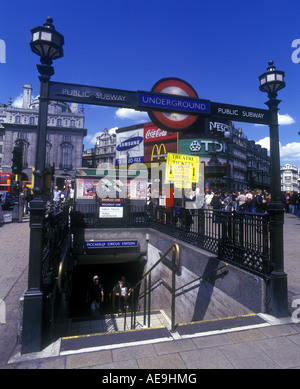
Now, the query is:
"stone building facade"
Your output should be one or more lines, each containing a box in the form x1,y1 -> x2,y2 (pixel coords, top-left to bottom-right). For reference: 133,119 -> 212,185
281,163 -> 300,193
0,84 -> 87,188
82,128 -> 116,169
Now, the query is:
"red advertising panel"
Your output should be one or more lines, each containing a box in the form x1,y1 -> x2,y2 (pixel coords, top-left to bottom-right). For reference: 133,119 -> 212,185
144,122 -> 177,163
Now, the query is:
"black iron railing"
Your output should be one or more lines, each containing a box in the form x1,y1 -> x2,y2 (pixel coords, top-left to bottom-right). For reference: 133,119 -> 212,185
42,203 -> 70,288
70,203 -> 271,278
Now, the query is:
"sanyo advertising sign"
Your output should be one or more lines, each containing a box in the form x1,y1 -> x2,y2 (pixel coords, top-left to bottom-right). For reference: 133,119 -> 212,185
0,39 -> 6,63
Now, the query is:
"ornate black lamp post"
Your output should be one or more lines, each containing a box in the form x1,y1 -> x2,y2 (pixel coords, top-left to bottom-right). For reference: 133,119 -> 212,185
224,129 -> 231,191
21,17 -> 64,354
259,61 -> 288,317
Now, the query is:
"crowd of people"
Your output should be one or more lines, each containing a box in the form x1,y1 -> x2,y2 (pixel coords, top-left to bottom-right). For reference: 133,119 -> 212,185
203,188 -> 300,214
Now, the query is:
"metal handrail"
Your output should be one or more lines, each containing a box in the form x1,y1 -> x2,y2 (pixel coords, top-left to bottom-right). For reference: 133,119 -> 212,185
130,243 -> 180,331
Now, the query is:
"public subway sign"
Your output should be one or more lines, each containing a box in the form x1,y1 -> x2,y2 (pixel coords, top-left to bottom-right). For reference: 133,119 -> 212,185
48,80 -> 272,130
210,102 -> 271,125
48,81 -> 137,109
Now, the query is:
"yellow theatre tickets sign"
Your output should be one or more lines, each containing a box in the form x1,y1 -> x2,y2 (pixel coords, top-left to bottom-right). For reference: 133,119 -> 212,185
166,153 -> 199,188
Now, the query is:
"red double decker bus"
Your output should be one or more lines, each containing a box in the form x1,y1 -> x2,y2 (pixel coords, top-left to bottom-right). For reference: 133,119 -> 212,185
0,172 -> 16,192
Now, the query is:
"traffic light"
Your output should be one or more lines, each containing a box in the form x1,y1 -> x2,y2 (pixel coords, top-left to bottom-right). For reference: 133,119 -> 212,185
12,146 -> 23,174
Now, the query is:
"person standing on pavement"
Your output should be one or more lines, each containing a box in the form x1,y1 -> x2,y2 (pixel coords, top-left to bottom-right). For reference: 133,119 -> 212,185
237,190 -> 247,212
53,185 -> 62,204
115,276 -> 131,315
87,275 -> 104,315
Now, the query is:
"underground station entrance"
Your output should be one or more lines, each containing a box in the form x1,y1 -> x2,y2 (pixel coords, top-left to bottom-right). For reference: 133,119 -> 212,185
69,251 -> 146,319
21,18 -> 287,353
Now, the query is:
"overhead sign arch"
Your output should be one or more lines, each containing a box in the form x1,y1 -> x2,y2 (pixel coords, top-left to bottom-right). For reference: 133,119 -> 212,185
48,78 -> 271,131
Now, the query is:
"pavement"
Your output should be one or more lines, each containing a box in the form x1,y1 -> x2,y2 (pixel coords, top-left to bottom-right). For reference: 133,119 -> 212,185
0,211 -> 300,370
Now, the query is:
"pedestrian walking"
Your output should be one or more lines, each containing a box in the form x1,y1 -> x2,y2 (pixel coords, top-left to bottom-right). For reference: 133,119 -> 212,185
115,276 -> 131,315
87,275 -> 104,315
53,185 -> 62,204
237,191 -> 247,212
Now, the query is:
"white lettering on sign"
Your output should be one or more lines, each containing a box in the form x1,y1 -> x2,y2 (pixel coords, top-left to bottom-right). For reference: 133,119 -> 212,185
242,111 -> 265,119
62,89 -> 90,98
218,108 -> 238,116
95,92 -> 126,101
61,88 -> 127,102
209,122 -> 229,133
217,107 -> 265,120
145,128 -> 168,139
141,95 -> 207,111
190,140 -> 224,152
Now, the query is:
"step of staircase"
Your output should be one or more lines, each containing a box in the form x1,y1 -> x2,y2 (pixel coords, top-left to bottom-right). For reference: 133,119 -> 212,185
66,309 -> 169,337
60,312 -> 270,356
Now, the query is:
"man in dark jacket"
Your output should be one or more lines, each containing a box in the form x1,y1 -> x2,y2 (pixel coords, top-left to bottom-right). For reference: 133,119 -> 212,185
87,275 -> 104,315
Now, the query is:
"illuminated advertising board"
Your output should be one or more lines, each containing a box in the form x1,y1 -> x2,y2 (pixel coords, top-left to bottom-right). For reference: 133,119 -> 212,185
115,127 -> 144,165
144,122 -> 177,163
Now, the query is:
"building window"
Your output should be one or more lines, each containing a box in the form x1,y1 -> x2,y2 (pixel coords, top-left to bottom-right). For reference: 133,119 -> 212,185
60,144 -> 72,170
18,132 -> 27,139
57,119 -> 62,126
29,117 -> 35,125
15,115 -> 21,123
70,120 -> 75,127
46,142 -> 52,168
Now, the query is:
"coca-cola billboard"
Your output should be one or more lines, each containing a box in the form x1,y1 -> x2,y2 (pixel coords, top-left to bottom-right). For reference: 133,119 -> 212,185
144,122 -> 177,163
144,123 -> 177,143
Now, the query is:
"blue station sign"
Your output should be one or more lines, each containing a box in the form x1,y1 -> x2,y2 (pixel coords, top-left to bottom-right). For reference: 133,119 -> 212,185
137,91 -> 210,115
85,240 -> 138,248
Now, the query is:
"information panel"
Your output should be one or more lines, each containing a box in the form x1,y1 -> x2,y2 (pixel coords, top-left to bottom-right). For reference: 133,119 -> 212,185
99,198 -> 123,218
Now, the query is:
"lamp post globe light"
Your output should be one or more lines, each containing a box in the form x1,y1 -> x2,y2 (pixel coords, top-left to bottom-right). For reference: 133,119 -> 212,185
21,18 -> 64,354
30,16 -> 64,66
259,61 -> 288,318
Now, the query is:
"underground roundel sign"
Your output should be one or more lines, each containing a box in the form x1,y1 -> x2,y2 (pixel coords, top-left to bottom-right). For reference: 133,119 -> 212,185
147,78 -> 201,131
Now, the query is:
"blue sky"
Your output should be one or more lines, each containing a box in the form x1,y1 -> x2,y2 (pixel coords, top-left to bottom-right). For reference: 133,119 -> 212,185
1,0 -> 300,167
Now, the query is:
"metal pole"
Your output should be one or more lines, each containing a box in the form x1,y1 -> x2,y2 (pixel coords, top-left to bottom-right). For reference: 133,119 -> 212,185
265,96 -> 288,317
21,64 -> 53,354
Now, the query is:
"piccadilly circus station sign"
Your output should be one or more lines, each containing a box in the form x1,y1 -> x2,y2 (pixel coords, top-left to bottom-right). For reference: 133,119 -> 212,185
48,77 -> 271,131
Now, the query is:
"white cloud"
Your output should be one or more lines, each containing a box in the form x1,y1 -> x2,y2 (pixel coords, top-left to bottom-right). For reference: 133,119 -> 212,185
255,113 -> 295,127
12,94 -> 23,108
108,127 -> 118,135
278,113 -> 295,125
280,142 -> 300,162
256,137 -> 300,166
115,108 -> 148,121
256,137 -> 271,152
84,131 -> 102,147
